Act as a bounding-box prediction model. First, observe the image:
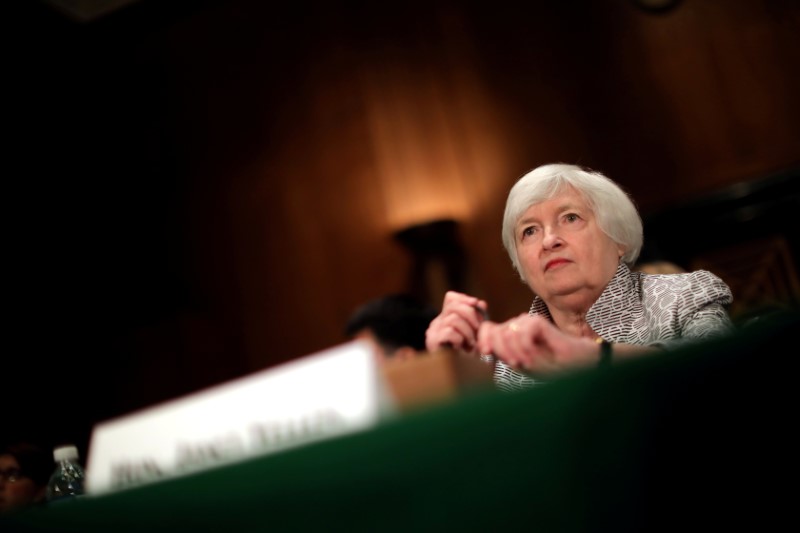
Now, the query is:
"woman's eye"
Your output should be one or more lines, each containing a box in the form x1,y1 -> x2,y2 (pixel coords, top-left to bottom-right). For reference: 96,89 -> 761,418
521,226 -> 536,238
564,213 -> 580,223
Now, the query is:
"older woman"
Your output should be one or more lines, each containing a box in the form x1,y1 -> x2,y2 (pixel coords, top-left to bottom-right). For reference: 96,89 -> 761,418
425,163 -> 734,391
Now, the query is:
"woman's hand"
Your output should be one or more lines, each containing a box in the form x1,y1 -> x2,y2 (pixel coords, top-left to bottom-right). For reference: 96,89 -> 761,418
425,291 -> 488,354
477,313 -> 599,376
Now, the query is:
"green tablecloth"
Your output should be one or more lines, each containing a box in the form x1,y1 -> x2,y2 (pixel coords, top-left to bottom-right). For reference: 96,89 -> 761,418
3,311 -> 797,532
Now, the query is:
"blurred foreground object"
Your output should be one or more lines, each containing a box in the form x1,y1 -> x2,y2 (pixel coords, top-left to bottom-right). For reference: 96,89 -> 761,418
44,445 -> 85,503
2,310 -> 796,531
382,348 -> 494,412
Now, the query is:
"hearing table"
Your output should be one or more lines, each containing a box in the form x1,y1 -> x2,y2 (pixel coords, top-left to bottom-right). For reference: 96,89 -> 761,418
2,311 -> 796,532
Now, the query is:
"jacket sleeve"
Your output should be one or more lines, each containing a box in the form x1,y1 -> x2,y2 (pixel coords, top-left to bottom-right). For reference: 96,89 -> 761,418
678,269 -> 734,340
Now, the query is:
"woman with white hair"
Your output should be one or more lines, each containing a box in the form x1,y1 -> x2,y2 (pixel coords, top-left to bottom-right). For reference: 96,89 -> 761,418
425,163 -> 734,391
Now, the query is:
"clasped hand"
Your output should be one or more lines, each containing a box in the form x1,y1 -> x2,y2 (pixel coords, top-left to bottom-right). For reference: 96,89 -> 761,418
425,291 -> 599,376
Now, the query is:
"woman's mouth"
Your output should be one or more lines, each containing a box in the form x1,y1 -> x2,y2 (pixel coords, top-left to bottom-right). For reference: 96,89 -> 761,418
545,258 -> 570,271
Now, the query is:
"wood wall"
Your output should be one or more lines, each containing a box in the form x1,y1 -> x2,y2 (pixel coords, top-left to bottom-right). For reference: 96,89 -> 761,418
7,0 -> 800,450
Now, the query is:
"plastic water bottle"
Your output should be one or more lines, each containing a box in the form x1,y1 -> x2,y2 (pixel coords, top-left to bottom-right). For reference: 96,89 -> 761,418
45,444 -> 86,503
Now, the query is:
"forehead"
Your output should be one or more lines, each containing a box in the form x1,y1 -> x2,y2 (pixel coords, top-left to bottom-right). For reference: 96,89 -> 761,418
518,186 -> 589,222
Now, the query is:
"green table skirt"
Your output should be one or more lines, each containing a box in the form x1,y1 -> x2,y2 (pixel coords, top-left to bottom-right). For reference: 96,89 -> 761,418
3,311 -> 797,532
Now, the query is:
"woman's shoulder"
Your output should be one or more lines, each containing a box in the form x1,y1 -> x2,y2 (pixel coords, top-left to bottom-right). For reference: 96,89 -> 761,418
638,268 -> 725,286
637,268 -> 733,303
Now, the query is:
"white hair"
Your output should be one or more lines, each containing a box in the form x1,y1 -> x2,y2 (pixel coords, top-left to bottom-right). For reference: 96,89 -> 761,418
502,163 -> 643,278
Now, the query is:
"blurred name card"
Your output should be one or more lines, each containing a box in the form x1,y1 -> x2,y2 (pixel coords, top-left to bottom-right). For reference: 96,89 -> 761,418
86,340 -> 394,496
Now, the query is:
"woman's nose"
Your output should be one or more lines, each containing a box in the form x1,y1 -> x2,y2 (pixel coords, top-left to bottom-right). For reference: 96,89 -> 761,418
541,226 -> 563,249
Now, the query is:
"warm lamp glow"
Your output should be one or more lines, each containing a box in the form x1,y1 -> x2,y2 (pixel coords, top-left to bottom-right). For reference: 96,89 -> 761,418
355,18 -> 513,233
384,186 -> 471,232
361,65 -> 475,231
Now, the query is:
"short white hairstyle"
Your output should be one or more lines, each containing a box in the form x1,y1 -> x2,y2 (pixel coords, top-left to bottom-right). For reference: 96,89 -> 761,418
502,163 -> 643,278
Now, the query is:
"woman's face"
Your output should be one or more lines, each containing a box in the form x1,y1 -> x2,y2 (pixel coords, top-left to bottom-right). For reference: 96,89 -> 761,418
514,185 -> 623,303
0,454 -> 44,513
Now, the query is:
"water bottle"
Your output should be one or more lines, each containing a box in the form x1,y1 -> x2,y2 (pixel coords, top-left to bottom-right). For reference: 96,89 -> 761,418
45,444 -> 86,503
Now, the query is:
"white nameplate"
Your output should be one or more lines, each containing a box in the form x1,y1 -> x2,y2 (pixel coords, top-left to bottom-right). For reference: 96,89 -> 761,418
85,340 -> 395,495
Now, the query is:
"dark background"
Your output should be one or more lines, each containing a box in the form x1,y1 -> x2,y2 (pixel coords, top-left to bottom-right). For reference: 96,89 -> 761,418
6,0 -> 800,457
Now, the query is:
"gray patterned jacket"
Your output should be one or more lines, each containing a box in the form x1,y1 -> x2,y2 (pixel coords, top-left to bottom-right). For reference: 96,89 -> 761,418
492,262 -> 734,392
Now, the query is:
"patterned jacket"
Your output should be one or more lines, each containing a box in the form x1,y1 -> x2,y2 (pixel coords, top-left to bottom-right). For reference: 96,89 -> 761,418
492,262 -> 734,392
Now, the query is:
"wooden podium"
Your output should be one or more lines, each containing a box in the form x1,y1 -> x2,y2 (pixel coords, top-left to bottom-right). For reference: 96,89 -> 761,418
381,349 -> 495,412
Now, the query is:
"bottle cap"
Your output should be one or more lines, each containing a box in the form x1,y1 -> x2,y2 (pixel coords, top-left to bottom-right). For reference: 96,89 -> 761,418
53,445 -> 80,462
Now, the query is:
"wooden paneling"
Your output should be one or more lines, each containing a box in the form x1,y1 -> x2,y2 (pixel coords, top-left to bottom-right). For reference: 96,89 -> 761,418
7,0 -> 800,447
